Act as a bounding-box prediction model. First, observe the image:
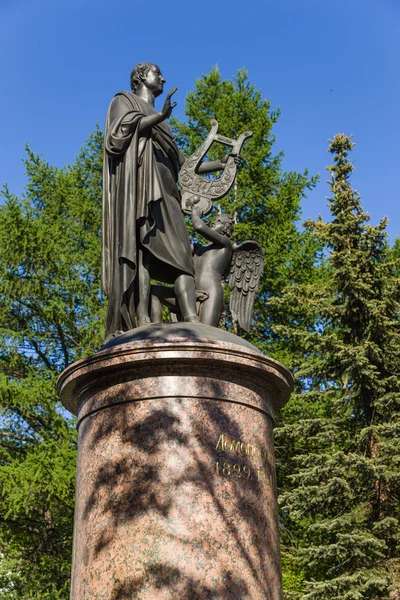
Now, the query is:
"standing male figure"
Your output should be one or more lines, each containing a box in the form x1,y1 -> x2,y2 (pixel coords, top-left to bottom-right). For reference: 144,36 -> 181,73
102,62 -> 228,339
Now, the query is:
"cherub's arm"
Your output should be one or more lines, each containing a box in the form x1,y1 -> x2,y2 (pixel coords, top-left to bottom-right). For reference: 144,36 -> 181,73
196,154 -> 243,175
178,154 -> 225,173
196,159 -> 225,174
191,206 -> 232,248
178,154 -> 223,172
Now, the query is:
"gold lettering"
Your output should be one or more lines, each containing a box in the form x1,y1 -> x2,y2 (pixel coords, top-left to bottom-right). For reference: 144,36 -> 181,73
216,434 -> 225,451
222,462 -> 231,476
230,440 -> 241,453
216,433 -> 268,461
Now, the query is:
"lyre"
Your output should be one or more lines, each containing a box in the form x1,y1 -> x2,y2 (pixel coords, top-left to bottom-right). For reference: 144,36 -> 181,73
179,119 -> 252,216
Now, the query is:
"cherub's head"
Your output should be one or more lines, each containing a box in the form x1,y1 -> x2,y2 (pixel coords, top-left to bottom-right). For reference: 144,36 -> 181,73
212,214 -> 235,237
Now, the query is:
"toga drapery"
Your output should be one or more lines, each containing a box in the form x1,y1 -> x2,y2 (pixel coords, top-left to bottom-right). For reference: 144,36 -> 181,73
102,91 -> 194,339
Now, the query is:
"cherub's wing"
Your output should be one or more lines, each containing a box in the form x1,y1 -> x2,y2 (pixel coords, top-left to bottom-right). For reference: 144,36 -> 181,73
228,241 -> 264,332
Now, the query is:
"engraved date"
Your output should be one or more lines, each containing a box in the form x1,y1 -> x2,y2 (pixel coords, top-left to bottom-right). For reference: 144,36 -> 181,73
215,461 -> 268,482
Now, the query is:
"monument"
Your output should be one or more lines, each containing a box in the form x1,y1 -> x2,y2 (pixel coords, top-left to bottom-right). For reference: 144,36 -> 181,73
58,62 -> 293,600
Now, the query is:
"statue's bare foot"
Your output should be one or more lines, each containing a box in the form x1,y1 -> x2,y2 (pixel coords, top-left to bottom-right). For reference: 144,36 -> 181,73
137,316 -> 152,327
103,330 -> 124,345
184,314 -> 200,323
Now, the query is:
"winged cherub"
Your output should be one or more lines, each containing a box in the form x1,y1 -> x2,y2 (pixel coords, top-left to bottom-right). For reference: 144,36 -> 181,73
191,203 -> 264,331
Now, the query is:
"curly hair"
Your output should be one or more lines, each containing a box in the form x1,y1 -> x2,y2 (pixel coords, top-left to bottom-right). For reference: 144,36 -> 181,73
213,214 -> 235,237
130,63 -> 152,93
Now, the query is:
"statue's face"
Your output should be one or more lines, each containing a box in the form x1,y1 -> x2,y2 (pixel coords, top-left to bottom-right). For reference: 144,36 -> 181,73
213,218 -> 233,237
143,64 -> 166,97
213,219 -> 226,234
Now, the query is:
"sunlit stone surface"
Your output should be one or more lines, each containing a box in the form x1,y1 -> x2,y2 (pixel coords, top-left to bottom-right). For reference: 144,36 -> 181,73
58,323 -> 293,600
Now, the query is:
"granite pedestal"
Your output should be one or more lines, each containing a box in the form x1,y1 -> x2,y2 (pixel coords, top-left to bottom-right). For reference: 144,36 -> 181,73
58,323 -> 293,600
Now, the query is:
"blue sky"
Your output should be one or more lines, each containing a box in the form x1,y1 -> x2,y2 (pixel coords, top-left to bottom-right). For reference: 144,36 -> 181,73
1,0 -> 399,240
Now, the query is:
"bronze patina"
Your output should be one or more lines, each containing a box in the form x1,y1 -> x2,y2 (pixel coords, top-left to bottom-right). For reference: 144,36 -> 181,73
102,63 -> 260,338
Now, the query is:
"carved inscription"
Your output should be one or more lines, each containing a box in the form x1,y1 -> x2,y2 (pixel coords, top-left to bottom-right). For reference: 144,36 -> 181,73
215,434 -> 268,459
215,434 -> 272,485
215,461 -> 269,483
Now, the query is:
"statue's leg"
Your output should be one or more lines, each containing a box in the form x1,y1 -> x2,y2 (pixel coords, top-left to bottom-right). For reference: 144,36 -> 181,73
198,284 -> 224,327
174,274 -> 200,322
151,284 -> 177,310
150,295 -> 162,323
150,284 -> 179,324
135,247 -> 152,326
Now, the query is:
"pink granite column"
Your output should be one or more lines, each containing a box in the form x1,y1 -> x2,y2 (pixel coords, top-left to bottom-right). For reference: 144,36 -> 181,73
58,325 -> 293,600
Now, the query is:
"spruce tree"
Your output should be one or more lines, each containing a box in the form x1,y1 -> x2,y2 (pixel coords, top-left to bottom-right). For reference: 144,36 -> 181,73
272,134 -> 400,599
0,129 -> 104,599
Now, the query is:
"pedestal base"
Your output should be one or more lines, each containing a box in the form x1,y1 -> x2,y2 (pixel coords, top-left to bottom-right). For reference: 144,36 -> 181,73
58,324 -> 293,600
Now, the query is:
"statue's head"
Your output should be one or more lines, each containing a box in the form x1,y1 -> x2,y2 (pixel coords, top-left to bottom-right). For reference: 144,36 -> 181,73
130,63 -> 165,97
212,214 -> 235,237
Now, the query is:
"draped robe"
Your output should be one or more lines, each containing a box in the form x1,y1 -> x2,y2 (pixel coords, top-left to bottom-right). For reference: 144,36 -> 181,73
102,91 -> 194,339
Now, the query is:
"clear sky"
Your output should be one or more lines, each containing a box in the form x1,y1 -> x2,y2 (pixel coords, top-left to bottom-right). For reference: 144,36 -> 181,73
1,0 -> 399,240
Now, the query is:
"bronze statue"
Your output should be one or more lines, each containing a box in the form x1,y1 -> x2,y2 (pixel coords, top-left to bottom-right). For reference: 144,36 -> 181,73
149,203 -> 264,330
191,204 -> 264,331
102,63 -> 232,339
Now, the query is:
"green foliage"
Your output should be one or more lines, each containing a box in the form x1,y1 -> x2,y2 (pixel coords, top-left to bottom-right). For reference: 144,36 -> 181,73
282,551 -> 307,598
273,134 -> 400,599
0,128 -> 104,598
171,66 -> 321,355
2,71 -> 399,600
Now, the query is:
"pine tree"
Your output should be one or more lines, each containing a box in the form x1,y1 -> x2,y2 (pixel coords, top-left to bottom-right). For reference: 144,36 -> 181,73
171,67 -> 321,352
272,134 -> 400,599
0,129 -> 104,599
